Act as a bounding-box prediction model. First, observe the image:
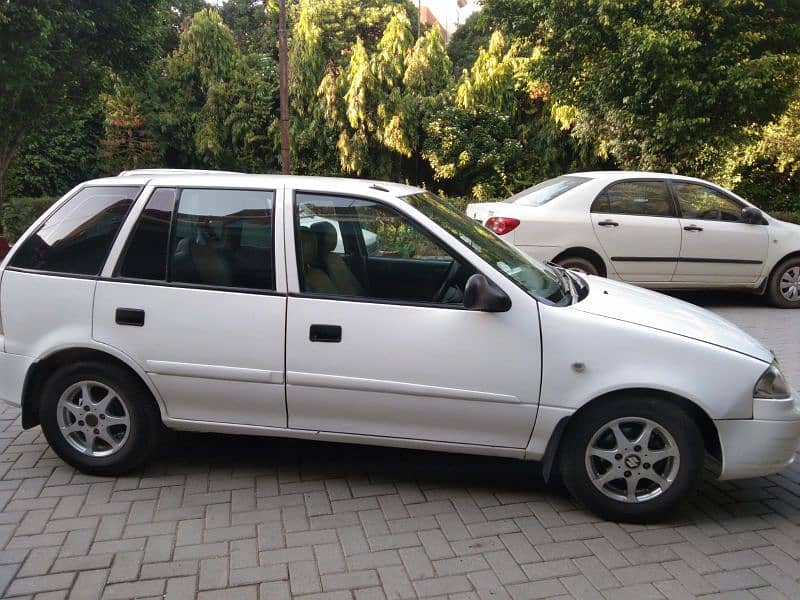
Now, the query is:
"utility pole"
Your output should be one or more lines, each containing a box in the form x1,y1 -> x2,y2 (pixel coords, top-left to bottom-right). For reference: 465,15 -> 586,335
417,0 -> 421,38
278,0 -> 291,175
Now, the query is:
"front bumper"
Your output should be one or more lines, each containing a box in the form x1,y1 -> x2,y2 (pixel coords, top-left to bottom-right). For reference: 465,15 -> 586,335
716,390 -> 800,480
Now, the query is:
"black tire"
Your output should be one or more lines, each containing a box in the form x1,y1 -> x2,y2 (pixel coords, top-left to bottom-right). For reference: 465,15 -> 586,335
39,361 -> 162,476
555,256 -> 601,277
766,257 -> 800,308
559,394 -> 703,523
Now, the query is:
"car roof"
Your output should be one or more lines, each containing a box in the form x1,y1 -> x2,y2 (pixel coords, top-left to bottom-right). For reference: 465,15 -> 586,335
569,170 -> 714,185
85,170 -> 423,199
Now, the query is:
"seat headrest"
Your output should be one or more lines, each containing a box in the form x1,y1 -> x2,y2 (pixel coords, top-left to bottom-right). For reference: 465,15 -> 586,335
311,221 -> 338,254
299,228 -> 317,265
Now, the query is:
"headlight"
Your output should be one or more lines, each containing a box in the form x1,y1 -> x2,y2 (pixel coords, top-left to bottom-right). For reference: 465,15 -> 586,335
754,360 -> 791,399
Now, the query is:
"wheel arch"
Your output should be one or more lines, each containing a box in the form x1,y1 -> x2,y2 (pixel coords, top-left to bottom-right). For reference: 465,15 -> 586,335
551,246 -> 609,277
541,387 -> 721,482
21,346 -> 165,430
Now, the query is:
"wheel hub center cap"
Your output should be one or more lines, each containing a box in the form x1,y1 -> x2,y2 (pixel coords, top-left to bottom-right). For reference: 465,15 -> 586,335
624,454 -> 641,469
85,414 -> 99,427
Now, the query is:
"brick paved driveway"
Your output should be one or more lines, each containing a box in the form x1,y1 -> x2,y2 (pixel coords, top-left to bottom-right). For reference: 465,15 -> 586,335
0,294 -> 798,599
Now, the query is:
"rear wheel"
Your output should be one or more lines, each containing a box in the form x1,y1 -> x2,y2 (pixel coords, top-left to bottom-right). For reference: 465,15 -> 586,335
559,394 -> 703,522
555,256 -> 600,276
767,258 -> 800,308
39,361 -> 162,476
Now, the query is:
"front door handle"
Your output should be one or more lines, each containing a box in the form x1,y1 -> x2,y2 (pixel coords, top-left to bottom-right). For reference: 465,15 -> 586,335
310,324 -> 342,343
116,308 -> 145,327
597,220 -> 619,227
683,225 -> 704,232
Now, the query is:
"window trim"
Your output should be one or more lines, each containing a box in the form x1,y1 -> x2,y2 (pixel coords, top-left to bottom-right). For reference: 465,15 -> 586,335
590,178 -> 678,219
112,185 -> 279,293
8,184 -> 143,277
290,189 -> 483,310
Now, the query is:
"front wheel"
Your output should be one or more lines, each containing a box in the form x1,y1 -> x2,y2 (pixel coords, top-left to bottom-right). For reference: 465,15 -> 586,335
767,258 -> 800,308
39,361 -> 162,476
559,395 -> 703,522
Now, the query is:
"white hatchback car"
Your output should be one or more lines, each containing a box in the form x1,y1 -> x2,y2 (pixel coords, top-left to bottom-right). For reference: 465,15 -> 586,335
0,170 -> 798,522
467,172 -> 800,308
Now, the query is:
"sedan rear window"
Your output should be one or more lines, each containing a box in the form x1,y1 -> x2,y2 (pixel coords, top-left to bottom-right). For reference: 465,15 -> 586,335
503,176 -> 589,207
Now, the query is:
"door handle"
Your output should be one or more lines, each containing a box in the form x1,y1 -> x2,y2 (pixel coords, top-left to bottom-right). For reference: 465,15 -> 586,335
683,225 -> 704,232
597,220 -> 619,227
310,324 -> 342,343
115,308 -> 145,327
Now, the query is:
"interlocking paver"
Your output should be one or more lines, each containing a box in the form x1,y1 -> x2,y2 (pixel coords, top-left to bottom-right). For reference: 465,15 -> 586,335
0,297 -> 798,598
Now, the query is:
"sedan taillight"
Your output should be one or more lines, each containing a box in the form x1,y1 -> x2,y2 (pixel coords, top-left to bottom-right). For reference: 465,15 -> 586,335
485,217 -> 520,236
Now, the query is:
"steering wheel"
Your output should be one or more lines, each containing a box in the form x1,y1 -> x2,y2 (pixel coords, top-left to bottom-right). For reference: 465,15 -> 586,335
434,260 -> 461,302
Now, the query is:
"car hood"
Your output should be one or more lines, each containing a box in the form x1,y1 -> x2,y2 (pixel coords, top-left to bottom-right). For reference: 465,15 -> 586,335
574,276 -> 773,363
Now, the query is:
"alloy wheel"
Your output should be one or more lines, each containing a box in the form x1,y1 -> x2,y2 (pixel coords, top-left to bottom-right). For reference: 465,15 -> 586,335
584,417 -> 680,503
56,381 -> 131,457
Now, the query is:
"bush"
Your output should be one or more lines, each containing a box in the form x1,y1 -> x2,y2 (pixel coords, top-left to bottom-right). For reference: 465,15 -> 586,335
772,210 -> 800,224
2,197 -> 58,242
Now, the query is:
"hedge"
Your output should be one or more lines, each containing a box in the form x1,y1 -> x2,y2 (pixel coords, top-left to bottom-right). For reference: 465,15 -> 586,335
2,197 -> 58,242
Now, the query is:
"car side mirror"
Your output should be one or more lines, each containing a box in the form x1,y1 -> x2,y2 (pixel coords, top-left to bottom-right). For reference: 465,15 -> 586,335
464,274 -> 512,312
741,206 -> 764,225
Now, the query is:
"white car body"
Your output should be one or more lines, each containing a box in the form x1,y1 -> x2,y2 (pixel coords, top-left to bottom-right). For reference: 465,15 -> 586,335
467,171 -> 800,292
0,170 -> 797,519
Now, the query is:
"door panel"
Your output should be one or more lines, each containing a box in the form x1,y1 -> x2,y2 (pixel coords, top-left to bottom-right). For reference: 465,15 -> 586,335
670,182 -> 769,284
590,180 -> 682,282
286,296 -> 540,447
674,220 -> 768,283
591,214 -> 682,282
93,282 -> 287,426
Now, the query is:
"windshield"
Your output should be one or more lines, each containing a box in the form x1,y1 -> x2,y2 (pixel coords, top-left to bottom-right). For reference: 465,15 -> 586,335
504,175 -> 589,207
402,192 -> 570,304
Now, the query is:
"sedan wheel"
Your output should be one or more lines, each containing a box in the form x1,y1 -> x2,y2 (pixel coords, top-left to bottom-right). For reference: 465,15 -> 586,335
560,394 -> 703,522
767,258 -> 800,308
555,256 -> 600,277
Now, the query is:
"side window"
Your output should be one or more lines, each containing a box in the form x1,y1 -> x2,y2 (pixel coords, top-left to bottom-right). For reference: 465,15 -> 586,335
593,181 -> 675,217
10,186 -> 139,275
118,188 -> 177,280
295,193 -> 474,304
672,183 -> 743,222
169,188 -> 275,290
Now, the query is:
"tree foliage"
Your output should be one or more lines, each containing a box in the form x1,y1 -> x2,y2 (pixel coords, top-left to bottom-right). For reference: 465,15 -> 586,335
483,0 -> 800,174
0,0 -> 162,197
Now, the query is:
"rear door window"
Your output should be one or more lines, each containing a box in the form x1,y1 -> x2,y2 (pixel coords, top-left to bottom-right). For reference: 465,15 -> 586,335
591,181 -> 675,217
10,186 -> 140,275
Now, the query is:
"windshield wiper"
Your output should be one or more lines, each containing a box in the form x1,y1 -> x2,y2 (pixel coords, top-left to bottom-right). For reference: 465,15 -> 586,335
547,262 -> 575,303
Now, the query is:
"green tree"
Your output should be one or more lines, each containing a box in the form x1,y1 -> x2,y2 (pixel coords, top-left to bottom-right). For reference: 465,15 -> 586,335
447,11 -> 492,76
152,8 -> 279,171
0,0 -> 162,198
483,0 -> 800,174
100,81 -> 161,175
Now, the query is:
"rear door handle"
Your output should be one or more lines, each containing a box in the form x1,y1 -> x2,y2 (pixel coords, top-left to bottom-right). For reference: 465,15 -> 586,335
310,324 -> 342,343
116,308 -> 145,327
683,225 -> 704,232
597,220 -> 619,227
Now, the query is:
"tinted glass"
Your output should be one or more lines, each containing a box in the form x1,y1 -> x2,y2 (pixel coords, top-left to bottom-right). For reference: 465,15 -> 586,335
118,188 -> 177,280
296,193 -> 473,304
673,183 -> 743,222
169,189 -> 274,290
504,176 -> 589,207
403,192 -> 569,304
10,186 -> 138,275
592,181 -> 674,217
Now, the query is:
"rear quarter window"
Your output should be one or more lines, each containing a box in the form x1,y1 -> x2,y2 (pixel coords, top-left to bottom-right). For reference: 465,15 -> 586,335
9,186 -> 140,276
